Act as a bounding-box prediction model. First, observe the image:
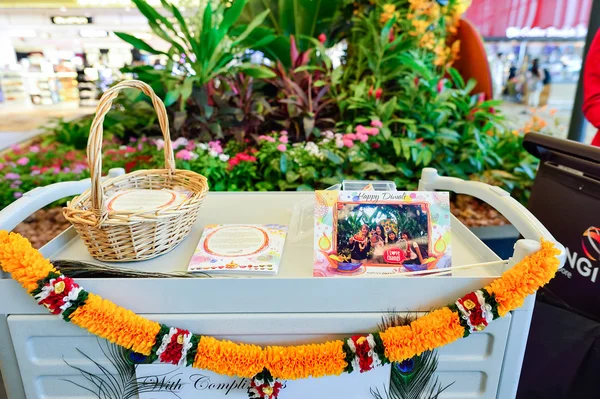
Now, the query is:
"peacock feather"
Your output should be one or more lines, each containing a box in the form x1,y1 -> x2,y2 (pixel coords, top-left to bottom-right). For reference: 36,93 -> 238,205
372,312 -> 454,399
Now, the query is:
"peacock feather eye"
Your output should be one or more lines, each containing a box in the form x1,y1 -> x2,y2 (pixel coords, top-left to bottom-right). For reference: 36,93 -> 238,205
396,358 -> 415,374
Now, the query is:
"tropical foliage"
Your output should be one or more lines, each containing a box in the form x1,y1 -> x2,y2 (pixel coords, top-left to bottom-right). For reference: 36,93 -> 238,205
2,0 -> 549,211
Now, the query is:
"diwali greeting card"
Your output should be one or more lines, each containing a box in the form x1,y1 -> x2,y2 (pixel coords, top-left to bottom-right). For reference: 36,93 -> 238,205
188,224 -> 287,275
313,191 -> 451,277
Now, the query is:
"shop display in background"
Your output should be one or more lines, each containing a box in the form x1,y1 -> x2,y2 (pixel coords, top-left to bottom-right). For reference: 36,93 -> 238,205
0,70 -> 28,105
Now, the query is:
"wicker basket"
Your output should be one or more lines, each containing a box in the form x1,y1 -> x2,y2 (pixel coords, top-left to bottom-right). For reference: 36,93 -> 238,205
63,80 -> 209,262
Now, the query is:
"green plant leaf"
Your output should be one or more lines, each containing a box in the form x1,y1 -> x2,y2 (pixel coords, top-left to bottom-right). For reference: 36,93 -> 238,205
164,88 -> 181,107
324,149 -> 343,165
355,162 -> 382,173
286,170 -> 300,183
220,0 -> 249,33
240,65 -> 276,78
114,32 -> 166,55
280,153 -> 288,173
392,137 -> 401,156
231,9 -> 270,46
448,67 -> 465,89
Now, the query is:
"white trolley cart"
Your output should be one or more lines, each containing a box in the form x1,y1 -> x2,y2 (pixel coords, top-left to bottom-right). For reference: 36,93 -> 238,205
0,168 -> 565,399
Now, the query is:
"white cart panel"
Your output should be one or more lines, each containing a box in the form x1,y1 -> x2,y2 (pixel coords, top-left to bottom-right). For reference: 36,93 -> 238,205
8,312 -> 511,399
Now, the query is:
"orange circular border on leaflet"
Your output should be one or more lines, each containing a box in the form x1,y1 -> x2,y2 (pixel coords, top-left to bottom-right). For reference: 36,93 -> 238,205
203,225 -> 270,257
106,190 -> 178,212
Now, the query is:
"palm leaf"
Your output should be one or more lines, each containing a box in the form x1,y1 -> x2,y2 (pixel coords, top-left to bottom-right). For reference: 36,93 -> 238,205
113,32 -> 166,55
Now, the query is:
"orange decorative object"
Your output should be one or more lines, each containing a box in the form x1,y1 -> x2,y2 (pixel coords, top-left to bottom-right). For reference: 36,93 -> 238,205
449,18 -> 493,100
0,231 -> 561,382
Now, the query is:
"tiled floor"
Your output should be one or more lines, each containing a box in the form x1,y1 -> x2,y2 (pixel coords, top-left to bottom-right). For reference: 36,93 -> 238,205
0,102 -> 93,150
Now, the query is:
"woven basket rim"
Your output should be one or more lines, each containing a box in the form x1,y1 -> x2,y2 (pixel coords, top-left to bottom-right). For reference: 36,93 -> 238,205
64,168 -> 208,225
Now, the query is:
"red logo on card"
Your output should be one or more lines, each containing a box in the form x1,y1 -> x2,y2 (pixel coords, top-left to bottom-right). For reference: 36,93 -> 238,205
383,248 -> 406,263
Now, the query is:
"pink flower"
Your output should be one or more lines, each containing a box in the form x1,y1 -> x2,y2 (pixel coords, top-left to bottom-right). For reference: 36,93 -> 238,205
343,139 -> 354,148
370,120 -> 383,128
356,125 -> 368,135
176,149 -> 196,161
318,33 -> 327,44
357,133 -> 369,143
53,166 -> 60,175
0,163 -> 4,170
279,136 -> 289,144
208,140 -> 223,154
437,79 -> 445,93
10,180 -> 22,189
155,139 -> 165,150
344,133 -> 356,140
172,137 -> 189,149
10,144 -> 20,152
14,192 -> 22,199
277,144 -> 287,152
73,164 -> 87,174
16,157 -> 29,166
281,130 -> 288,136
30,170 -> 41,176
137,143 -> 143,151
5,172 -> 20,180
367,127 -> 379,136
29,145 -> 40,153
324,130 -> 335,139
129,137 -> 137,143
62,167 -> 71,173
335,139 -> 344,148
141,136 -> 148,142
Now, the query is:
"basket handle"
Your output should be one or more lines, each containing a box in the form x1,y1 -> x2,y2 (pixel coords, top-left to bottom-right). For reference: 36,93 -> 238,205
87,80 -> 175,216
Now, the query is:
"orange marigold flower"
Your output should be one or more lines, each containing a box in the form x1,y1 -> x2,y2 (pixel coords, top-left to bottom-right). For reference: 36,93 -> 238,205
549,108 -> 558,116
380,307 -> 464,362
380,4 -> 397,24
69,293 -> 161,355
485,240 -> 560,316
0,231 -> 58,293
265,340 -> 347,379
194,336 -> 265,378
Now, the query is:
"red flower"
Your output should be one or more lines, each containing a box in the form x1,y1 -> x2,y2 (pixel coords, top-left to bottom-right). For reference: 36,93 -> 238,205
414,77 -> 420,86
375,88 -> 383,100
388,29 -> 395,43
437,79 -> 445,93
368,86 -> 374,97
371,143 -> 380,149
458,292 -> 487,328
351,335 -> 374,372
318,33 -> 326,44
159,329 -> 190,365
37,276 -> 77,315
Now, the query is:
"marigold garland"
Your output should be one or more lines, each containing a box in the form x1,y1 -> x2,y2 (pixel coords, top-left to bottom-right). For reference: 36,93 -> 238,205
485,240 -> 560,316
264,341 -> 347,380
0,230 -> 57,293
0,231 -> 561,391
69,292 -> 161,355
193,336 -> 265,378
